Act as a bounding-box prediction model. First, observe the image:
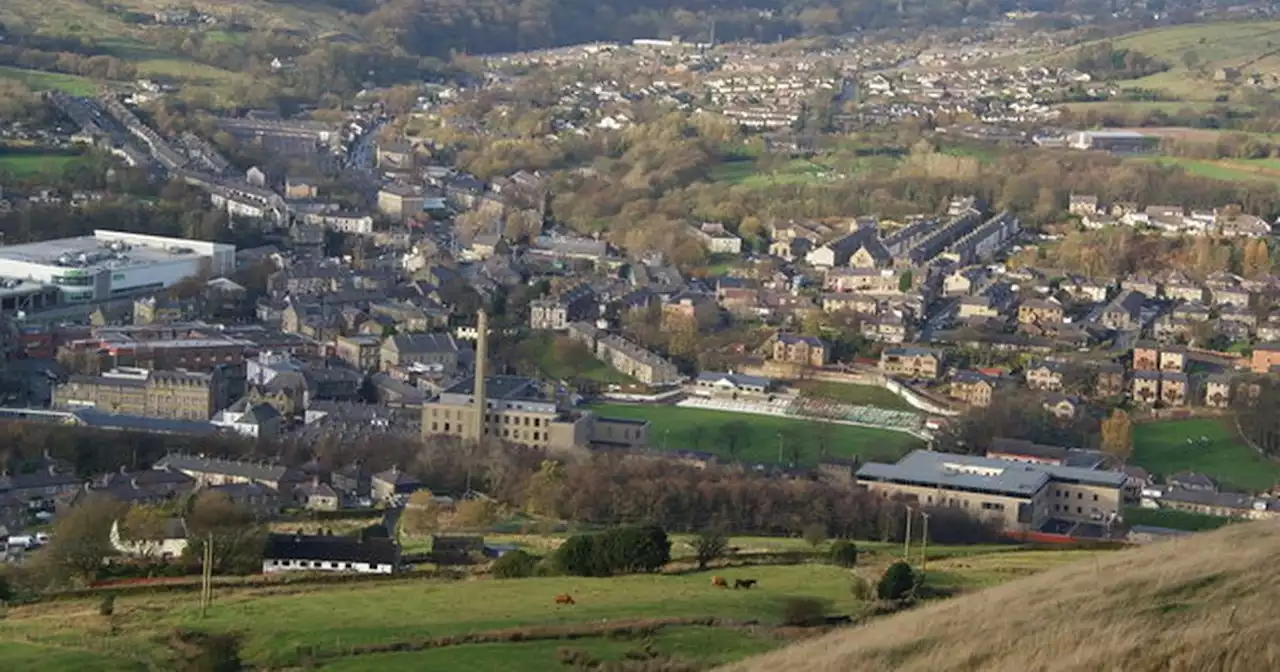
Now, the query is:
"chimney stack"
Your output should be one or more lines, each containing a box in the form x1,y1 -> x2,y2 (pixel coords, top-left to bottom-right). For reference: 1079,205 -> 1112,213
473,308 -> 488,441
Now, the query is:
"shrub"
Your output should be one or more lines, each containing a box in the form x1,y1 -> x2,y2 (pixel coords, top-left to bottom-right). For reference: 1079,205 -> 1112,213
491,550 -> 539,579
877,561 -> 916,601
850,575 -> 874,601
616,525 -> 670,573
98,595 -> 116,616
778,596 -> 826,627
554,526 -> 671,577
554,533 -> 608,577
691,529 -> 729,570
802,522 -> 827,549
533,557 -> 561,577
170,630 -> 243,671
828,540 -> 858,568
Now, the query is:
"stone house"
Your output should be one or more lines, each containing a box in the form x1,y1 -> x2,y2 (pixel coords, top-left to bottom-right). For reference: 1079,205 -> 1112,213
769,334 -> 830,367
880,347 -> 941,380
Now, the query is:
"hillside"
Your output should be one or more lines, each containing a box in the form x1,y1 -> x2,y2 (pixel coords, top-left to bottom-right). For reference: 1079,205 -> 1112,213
1060,21 -> 1280,101
722,521 -> 1280,672
0,545 -> 1095,670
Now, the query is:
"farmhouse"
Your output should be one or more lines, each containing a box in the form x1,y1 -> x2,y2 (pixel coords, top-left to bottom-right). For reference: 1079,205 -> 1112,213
262,533 -> 401,574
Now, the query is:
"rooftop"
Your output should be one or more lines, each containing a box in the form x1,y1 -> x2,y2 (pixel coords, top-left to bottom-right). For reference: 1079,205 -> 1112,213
263,533 -> 400,565
442,375 -> 546,402
0,231 -> 223,272
857,449 -> 1126,497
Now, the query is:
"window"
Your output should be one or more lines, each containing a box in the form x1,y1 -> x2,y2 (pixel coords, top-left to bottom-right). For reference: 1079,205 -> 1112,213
1092,494 -> 1099,501
432,422 -> 438,431
1077,493 -> 1083,499
345,563 -> 353,569
1076,507 -> 1082,514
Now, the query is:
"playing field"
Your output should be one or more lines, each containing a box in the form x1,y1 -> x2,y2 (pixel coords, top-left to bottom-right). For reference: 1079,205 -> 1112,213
0,66 -> 97,95
588,403 -> 923,464
0,548 -> 1099,670
1132,418 -> 1280,492
0,152 -> 80,177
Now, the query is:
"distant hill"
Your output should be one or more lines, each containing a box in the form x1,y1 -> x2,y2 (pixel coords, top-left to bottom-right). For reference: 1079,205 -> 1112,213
722,521 -> 1280,672
1057,21 -> 1280,102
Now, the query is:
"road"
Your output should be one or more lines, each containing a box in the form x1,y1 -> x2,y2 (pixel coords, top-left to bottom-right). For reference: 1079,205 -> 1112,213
342,119 -> 387,198
916,297 -> 958,344
346,119 -> 387,174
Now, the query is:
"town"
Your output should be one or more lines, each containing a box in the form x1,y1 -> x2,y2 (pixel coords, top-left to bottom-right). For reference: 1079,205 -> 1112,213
3,0 -> 1280,668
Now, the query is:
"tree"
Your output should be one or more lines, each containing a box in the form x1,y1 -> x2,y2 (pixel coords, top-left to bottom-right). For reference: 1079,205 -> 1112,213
1100,409 -> 1134,463
897,269 -> 913,293
41,495 -> 127,584
877,561 -> 916,601
691,529 -> 729,570
401,490 -> 441,535
182,493 -> 266,575
828,540 -> 858,568
1181,49 -> 1200,71
802,522 -> 827,549
1244,239 -> 1271,278
452,498 -> 496,529
118,504 -> 172,558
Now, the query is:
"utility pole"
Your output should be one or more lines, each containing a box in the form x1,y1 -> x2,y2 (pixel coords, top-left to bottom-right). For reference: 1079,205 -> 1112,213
903,506 -> 914,562
920,512 -> 931,574
200,532 -> 213,618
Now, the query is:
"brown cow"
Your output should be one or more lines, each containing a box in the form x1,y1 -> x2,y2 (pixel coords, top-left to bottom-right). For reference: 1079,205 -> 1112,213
554,593 -> 575,605
711,576 -> 728,588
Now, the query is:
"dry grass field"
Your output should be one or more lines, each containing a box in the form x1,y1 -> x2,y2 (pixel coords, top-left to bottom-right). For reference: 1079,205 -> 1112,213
722,521 -> 1280,672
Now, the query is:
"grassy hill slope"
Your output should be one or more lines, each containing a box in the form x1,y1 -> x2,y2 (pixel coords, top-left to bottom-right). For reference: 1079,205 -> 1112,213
0,546 -> 1096,669
0,0 -> 355,101
723,520 -> 1280,672
1059,21 -> 1280,101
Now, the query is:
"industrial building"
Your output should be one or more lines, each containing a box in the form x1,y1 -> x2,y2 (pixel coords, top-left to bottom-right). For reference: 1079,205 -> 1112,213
0,231 -> 235,303
856,450 -> 1125,533
420,310 -> 650,451
53,366 -> 231,421
1067,130 -> 1153,153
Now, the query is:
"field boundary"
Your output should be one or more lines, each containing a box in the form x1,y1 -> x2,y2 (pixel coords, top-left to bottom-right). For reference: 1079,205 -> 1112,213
294,615 -> 795,665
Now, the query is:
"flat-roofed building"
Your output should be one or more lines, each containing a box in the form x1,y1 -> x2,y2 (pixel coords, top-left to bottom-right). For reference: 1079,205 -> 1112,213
856,449 -> 1125,532
0,230 -> 234,303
